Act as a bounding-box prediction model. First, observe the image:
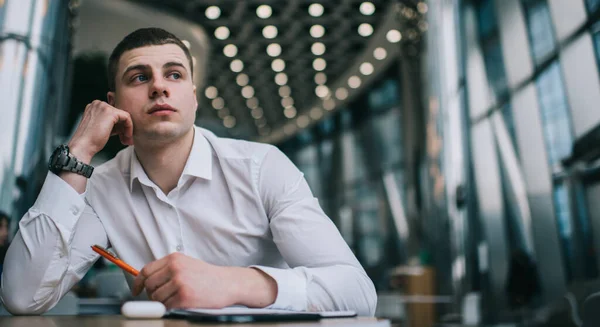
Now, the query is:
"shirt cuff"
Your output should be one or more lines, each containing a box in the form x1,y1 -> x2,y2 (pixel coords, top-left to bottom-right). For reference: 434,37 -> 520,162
30,172 -> 87,231
250,265 -> 307,311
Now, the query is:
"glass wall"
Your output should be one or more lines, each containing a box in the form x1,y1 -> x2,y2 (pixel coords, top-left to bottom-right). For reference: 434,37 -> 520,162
0,1 -> 74,230
278,66 -> 406,291
454,0 -> 600,320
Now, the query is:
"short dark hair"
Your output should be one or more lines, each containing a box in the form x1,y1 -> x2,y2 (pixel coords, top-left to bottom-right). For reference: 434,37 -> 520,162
107,28 -> 194,91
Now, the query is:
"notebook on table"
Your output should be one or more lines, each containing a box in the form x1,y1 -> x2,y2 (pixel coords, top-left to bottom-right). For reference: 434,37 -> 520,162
166,306 -> 357,323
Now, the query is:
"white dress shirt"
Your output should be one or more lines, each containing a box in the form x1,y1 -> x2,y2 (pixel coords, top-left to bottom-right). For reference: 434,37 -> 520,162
0,126 -> 376,315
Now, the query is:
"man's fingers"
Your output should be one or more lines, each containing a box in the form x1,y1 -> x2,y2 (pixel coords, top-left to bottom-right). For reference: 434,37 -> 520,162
132,275 -> 146,297
150,279 -> 179,304
108,109 -> 134,145
144,265 -> 172,296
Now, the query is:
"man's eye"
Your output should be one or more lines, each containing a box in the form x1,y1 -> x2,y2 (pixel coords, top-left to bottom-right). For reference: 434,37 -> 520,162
170,72 -> 181,80
134,75 -> 147,82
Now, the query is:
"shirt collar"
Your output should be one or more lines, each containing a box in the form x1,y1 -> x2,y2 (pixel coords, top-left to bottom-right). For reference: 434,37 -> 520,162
129,126 -> 213,191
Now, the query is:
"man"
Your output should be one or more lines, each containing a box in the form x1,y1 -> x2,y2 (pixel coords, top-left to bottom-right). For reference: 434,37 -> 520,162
0,28 -> 376,315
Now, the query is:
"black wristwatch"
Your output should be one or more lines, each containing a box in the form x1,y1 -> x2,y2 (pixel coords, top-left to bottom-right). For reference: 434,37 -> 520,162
48,144 -> 94,178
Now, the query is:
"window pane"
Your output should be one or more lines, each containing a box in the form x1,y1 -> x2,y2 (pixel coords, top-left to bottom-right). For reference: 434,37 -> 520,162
553,183 -> 574,281
501,103 -> 519,156
477,0 -> 498,39
524,0 -> 557,65
367,79 -> 400,112
587,0 -> 600,13
535,61 -> 573,166
592,22 -> 600,71
482,38 -> 508,97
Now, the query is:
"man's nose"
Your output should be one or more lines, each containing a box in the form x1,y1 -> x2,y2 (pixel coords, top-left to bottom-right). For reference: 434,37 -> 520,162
150,76 -> 170,98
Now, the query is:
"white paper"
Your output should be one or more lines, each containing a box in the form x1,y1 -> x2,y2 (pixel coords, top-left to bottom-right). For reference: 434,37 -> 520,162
170,306 -> 356,317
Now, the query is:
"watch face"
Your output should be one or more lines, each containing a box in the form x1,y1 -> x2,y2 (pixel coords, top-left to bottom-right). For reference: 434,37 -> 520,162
48,145 -> 69,172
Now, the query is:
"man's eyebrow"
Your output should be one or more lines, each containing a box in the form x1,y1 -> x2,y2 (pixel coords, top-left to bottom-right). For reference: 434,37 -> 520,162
122,64 -> 149,78
163,61 -> 187,71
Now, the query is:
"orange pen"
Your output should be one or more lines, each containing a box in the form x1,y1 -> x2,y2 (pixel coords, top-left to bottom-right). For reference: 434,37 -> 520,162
91,244 -> 139,276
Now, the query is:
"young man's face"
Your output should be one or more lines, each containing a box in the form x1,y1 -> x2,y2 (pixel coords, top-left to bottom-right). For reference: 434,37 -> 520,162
108,44 -> 197,144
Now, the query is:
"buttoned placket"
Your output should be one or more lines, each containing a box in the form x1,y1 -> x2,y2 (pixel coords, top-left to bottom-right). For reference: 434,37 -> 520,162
167,181 -> 185,254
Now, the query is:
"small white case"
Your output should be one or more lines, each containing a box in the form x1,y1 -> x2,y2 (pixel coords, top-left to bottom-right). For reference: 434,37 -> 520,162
121,301 -> 166,319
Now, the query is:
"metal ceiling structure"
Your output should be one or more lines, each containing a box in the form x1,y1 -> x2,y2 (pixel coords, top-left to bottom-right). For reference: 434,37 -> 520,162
132,0 -> 427,143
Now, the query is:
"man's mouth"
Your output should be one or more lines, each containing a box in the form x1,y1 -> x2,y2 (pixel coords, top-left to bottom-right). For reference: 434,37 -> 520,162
148,104 -> 176,114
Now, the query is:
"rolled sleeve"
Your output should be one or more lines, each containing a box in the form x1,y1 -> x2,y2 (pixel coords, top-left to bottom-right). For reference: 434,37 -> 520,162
250,265 -> 307,311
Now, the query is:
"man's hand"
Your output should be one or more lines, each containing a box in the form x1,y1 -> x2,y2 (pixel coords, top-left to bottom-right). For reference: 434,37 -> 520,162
68,100 -> 134,164
132,252 -> 278,310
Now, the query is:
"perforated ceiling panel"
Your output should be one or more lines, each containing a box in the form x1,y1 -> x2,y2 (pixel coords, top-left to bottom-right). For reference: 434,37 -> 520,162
132,0 -> 427,142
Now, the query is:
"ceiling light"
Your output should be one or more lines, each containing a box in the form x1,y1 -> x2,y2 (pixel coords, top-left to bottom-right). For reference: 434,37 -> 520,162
348,75 -> 362,88
251,108 -> 264,119
182,40 -> 191,49
230,59 -> 244,72
310,107 -> 323,119
212,97 -> 225,109
214,26 -> 230,40
223,44 -> 237,57
275,72 -> 288,85
279,85 -> 291,97
236,73 -> 249,86
223,116 -> 236,128
359,2 -> 375,15
256,5 -> 272,19
308,3 -> 324,17
281,97 -> 294,108
315,85 -> 330,98
358,23 -> 373,37
263,25 -> 278,39
313,58 -> 326,71
284,106 -> 297,118
374,47 -> 387,60
386,29 -> 402,43
267,43 -> 282,57
205,86 -> 218,99
271,59 -> 285,72
323,98 -> 335,111
335,87 -> 348,100
417,2 -> 429,14
241,85 -> 255,98
311,42 -> 326,55
246,97 -> 259,109
297,115 -> 310,128
360,62 -> 374,75
205,6 -> 221,20
314,72 -> 327,84
310,25 -> 325,38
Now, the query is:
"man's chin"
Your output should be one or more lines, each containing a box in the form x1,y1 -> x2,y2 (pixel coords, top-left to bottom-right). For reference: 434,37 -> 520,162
135,123 -> 191,143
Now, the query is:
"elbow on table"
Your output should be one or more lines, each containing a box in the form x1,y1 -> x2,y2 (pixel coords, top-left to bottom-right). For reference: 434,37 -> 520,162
1,279 -> 48,315
361,275 -> 378,317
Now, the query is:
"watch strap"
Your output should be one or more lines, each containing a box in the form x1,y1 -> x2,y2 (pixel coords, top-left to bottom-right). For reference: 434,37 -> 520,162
63,155 -> 94,178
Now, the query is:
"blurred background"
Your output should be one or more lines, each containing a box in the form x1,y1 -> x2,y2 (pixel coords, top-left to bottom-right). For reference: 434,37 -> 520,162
2,0 -> 600,325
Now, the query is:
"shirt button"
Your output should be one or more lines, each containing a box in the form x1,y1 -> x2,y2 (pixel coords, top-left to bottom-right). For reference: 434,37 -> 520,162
71,207 -> 79,215
176,244 -> 183,252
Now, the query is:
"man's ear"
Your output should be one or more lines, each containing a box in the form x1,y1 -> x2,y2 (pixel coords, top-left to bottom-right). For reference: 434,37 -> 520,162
107,91 -> 116,106
193,85 -> 198,111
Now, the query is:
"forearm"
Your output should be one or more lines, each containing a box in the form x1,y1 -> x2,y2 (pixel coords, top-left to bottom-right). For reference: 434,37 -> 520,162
250,264 -> 377,316
60,142 -> 94,194
1,221 -> 71,314
304,265 -> 377,316
231,267 -> 277,308
0,173 -> 103,314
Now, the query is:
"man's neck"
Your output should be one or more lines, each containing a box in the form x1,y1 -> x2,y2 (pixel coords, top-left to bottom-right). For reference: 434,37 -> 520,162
134,128 -> 195,195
